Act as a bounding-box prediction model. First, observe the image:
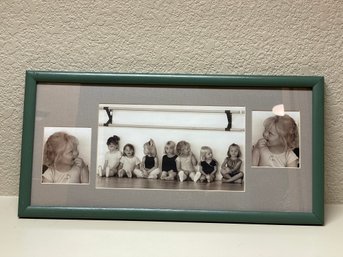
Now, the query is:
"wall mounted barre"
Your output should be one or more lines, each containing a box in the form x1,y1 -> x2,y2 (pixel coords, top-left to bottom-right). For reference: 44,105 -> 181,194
99,105 -> 245,132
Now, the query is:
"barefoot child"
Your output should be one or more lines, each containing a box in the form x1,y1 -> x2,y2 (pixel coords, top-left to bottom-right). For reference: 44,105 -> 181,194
98,135 -> 122,177
198,146 -> 217,183
221,143 -> 244,183
160,141 -> 178,181
118,144 -> 142,178
176,140 -> 197,182
140,139 -> 161,179
42,132 -> 89,184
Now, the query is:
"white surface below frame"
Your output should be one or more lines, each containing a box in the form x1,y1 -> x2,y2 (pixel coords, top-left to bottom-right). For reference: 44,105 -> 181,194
2,196 -> 341,257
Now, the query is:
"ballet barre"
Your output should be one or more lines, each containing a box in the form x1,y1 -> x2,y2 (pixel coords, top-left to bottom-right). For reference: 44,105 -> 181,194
100,106 -> 245,132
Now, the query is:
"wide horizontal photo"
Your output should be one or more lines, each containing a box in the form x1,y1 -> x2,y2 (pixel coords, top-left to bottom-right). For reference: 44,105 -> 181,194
96,104 -> 246,191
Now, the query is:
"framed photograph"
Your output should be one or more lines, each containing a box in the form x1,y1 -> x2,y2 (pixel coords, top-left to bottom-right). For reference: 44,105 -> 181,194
18,71 -> 324,225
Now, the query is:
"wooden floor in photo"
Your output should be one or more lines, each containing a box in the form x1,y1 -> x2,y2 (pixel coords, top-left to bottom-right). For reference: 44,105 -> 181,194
96,176 -> 244,191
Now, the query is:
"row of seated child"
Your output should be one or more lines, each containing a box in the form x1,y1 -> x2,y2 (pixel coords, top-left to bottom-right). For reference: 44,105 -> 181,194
41,114 -> 297,184
98,135 -> 244,183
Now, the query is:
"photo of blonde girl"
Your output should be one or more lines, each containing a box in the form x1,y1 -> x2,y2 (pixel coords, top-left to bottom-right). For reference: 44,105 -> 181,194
42,128 -> 91,184
252,112 -> 300,168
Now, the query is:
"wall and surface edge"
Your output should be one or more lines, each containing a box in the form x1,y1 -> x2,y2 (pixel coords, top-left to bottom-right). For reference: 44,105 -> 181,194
0,0 -> 342,203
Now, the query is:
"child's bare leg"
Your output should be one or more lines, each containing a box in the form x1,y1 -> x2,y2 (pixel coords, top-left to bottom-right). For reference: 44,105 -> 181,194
160,171 -> 168,180
106,167 -> 118,177
208,174 -> 215,183
133,168 -> 144,178
118,169 -> 125,178
178,170 -> 188,182
126,169 -> 132,178
97,166 -> 103,176
223,172 -> 244,183
166,171 -> 177,180
199,175 -> 206,182
193,171 -> 201,182
142,169 -> 149,178
220,168 -> 230,178
221,172 -> 232,180
105,166 -> 110,177
148,168 -> 160,179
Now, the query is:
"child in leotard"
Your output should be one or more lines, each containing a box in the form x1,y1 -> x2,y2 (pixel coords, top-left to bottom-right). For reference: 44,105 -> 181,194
175,140 -> 197,182
42,132 -> 89,184
140,139 -> 161,179
221,143 -> 244,183
252,114 -> 299,167
197,146 -> 217,183
160,141 -> 178,181
118,144 -> 142,178
98,135 -> 122,177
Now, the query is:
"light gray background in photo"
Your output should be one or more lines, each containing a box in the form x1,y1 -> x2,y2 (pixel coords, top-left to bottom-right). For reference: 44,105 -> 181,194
31,84 -> 312,212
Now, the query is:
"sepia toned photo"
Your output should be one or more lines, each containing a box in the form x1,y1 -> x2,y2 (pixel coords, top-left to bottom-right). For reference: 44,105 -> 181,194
252,109 -> 300,168
41,127 -> 92,184
96,104 -> 246,191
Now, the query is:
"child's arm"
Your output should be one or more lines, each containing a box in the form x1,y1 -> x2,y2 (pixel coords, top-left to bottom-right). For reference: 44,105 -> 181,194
228,159 -> 242,174
115,152 -> 122,169
286,160 -> 298,167
255,138 -> 267,149
140,156 -> 146,170
176,157 -> 181,171
81,165 -> 89,183
252,146 -> 260,166
75,157 -> 89,183
191,152 -> 197,166
210,165 -> 217,176
199,164 -> 207,176
118,161 -> 124,171
134,157 -> 141,169
140,157 -> 149,177
220,158 -> 229,174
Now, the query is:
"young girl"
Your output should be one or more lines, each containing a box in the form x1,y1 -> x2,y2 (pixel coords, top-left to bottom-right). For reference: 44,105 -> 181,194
160,141 -> 178,181
118,144 -> 142,178
176,140 -> 197,182
140,139 -> 161,179
42,132 -> 89,184
197,146 -> 217,183
252,114 -> 299,167
221,143 -> 244,183
98,135 -> 121,177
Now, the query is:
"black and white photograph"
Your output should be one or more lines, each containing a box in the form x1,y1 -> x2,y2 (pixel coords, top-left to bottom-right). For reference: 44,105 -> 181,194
96,104 -> 246,191
251,108 -> 300,168
41,127 -> 92,184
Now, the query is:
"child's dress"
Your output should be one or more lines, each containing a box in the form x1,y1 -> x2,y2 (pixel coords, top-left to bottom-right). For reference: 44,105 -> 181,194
223,157 -> 242,176
143,155 -> 160,179
105,151 -> 122,170
162,155 -> 178,172
176,155 -> 196,174
120,156 -> 141,177
258,147 -> 298,167
42,165 -> 82,183
200,160 -> 216,174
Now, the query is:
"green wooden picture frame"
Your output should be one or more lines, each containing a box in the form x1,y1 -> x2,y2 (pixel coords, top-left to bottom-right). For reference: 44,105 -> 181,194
18,71 -> 324,225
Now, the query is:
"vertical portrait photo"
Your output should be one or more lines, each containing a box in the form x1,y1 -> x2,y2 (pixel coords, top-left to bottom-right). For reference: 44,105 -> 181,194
41,127 -> 92,184
252,110 -> 300,168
